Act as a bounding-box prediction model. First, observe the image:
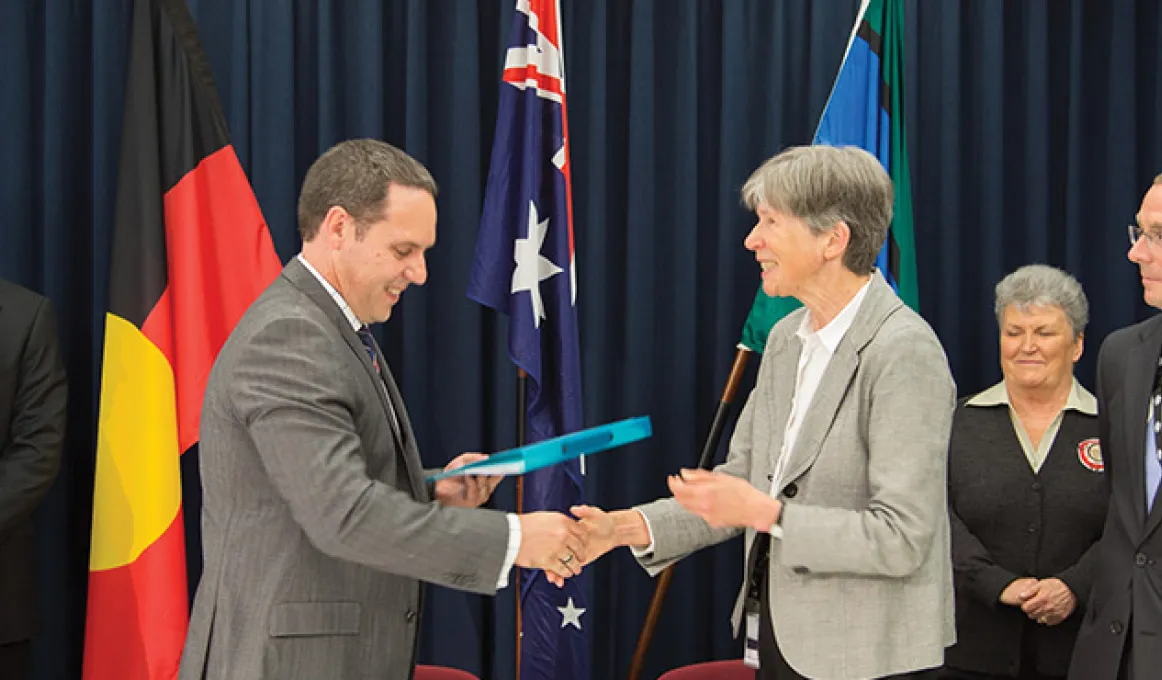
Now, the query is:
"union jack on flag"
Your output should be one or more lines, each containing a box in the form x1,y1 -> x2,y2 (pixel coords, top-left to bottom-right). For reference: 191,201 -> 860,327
466,0 -> 587,678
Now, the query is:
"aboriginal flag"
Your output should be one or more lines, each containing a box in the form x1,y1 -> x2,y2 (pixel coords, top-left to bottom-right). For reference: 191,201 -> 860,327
82,0 -> 281,678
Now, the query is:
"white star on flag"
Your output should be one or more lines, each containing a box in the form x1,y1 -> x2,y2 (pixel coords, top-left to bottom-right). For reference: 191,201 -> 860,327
557,596 -> 585,630
511,200 -> 563,327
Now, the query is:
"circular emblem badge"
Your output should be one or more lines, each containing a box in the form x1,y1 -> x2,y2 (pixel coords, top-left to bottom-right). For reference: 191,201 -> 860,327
1078,438 -> 1104,472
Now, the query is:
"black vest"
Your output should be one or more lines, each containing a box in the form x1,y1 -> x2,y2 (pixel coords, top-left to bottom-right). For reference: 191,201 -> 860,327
945,400 -> 1108,677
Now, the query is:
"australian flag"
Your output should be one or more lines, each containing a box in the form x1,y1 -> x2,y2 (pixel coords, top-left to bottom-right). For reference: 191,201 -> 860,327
466,1 -> 587,679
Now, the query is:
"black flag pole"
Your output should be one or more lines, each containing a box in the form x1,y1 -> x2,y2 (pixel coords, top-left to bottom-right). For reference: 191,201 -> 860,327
515,368 -> 528,680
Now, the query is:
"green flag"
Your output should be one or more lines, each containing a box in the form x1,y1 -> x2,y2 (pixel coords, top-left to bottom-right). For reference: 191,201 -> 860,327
738,0 -> 916,353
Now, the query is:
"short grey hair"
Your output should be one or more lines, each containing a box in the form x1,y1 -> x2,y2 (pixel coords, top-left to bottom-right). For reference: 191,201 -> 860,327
297,138 -> 438,241
994,264 -> 1089,338
741,145 -> 893,275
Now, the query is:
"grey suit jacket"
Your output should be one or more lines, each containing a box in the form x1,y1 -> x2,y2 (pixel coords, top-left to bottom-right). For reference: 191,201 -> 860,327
637,272 -> 956,680
179,259 -> 511,680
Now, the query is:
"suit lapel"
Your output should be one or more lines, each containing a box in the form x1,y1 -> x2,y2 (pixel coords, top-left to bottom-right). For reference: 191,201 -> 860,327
780,345 -> 859,486
1123,321 -> 1160,534
764,331 -> 801,484
779,272 -> 900,486
1137,319 -> 1162,541
282,260 -> 426,499
368,334 -> 428,501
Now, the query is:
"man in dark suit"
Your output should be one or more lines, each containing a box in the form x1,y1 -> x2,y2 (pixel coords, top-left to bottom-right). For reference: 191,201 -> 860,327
178,139 -> 586,680
0,278 -> 67,680
1068,175 -> 1162,680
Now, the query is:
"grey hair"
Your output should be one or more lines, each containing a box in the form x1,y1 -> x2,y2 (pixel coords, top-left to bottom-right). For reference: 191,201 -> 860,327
297,138 -> 438,241
994,264 -> 1089,338
740,145 -> 893,275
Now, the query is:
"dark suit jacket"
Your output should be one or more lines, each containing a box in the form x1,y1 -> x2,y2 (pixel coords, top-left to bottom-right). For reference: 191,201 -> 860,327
179,260 -> 511,680
946,395 -> 1106,677
1070,315 -> 1162,680
0,279 -> 66,644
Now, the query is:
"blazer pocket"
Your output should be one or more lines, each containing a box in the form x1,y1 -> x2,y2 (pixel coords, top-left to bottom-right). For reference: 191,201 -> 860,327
268,601 -> 362,637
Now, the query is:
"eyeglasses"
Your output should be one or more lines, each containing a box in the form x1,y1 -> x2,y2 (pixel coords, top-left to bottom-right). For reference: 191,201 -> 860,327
1128,224 -> 1162,248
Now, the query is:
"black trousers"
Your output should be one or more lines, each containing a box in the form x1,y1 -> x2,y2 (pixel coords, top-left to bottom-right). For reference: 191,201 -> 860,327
0,640 -> 31,680
754,556 -> 938,680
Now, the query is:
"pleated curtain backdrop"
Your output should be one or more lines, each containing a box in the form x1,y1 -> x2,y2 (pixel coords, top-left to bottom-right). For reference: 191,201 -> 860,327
1,2 -> 1160,679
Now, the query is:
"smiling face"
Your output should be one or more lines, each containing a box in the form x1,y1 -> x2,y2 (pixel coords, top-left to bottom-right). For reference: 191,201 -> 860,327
743,203 -> 830,299
1131,183 -> 1162,310
326,184 -> 437,324
999,303 -> 1083,395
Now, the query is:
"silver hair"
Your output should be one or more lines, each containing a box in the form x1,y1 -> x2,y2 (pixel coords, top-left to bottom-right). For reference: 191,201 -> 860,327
994,264 -> 1089,338
740,145 -> 893,275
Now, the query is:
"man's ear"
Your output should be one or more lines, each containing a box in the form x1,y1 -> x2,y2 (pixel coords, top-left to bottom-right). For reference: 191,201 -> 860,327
319,205 -> 351,249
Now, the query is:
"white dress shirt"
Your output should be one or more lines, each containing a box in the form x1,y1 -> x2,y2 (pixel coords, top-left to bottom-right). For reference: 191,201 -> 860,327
296,255 -> 521,588
634,277 -> 872,553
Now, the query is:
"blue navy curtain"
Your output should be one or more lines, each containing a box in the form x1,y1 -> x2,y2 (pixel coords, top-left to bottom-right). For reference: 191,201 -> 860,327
0,1 -> 1158,679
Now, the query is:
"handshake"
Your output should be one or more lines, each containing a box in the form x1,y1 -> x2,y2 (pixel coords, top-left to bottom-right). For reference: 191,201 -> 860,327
513,506 -> 634,587
440,454 -> 780,587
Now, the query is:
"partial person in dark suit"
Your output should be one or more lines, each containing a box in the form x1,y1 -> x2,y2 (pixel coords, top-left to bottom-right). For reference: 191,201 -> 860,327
178,140 -> 586,680
0,278 -> 67,680
1068,174 -> 1162,680
942,265 -> 1107,680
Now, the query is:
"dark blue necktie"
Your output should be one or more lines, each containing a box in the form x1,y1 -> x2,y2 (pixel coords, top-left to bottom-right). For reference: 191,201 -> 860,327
357,325 -> 380,373
357,325 -> 402,437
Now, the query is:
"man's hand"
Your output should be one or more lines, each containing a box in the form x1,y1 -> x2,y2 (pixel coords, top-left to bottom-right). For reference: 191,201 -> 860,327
669,469 -> 781,531
515,512 -> 589,588
570,504 -> 654,566
999,577 -> 1039,606
433,453 -> 503,508
1021,577 -> 1077,626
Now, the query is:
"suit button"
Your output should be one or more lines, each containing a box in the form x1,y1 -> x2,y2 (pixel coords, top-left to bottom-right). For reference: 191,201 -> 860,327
1136,553 -> 1148,567
406,610 -> 417,622
792,566 -> 808,575
783,483 -> 798,499
1110,620 -> 1124,635
1027,524 -> 1038,533
1031,482 -> 1042,491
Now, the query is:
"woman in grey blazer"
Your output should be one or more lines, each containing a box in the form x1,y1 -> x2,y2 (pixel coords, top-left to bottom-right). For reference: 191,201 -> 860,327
575,145 -> 957,680
942,266 -> 1107,680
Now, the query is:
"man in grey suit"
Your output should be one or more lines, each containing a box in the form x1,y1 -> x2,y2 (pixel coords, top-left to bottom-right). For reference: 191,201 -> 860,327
576,146 -> 956,679
179,139 -> 587,680
1067,174 -> 1162,680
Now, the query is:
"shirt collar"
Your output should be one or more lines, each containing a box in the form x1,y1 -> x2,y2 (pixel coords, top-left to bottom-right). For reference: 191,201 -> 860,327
966,377 -> 1097,416
296,254 -> 363,332
795,275 -> 873,353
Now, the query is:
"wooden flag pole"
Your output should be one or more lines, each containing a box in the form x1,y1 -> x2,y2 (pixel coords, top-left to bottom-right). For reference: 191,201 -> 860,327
626,349 -> 752,680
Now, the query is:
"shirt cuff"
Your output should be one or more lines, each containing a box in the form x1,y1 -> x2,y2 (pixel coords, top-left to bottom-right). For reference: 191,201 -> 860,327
769,503 -> 786,540
497,513 -> 522,589
628,508 -> 657,557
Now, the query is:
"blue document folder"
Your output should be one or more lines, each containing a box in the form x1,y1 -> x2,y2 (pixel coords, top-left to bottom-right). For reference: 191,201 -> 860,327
425,416 -> 651,482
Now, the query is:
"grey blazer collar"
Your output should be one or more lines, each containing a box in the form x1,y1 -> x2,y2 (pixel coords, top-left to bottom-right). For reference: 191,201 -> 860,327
768,271 -> 905,487
281,258 -> 427,498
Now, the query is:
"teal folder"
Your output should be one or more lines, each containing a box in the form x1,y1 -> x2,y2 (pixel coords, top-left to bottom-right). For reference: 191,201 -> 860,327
425,416 -> 651,482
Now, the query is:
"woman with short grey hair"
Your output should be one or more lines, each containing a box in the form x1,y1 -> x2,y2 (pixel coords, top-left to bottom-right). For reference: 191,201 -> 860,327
944,264 -> 1108,680
574,144 -> 958,679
